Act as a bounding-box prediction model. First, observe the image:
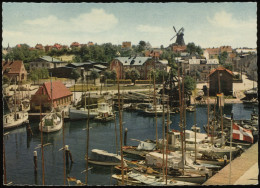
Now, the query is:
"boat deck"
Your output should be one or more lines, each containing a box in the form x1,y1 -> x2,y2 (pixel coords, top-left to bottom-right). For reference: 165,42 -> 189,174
203,142 -> 258,185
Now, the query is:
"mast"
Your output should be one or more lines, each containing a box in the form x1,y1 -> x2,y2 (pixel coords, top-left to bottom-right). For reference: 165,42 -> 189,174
194,73 -> 197,163
153,71 -> 158,148
229,113 -> 233,184
182,68 -> 186,154
207,71 -> 210,137
62,111 -> 66,185
3,136 -> 7,184
117,75 -> 125,185
50,73 -> 53,111
14,77 -> 17,120
162,74 -> 165,181
85,72 -> 90,185
165,96 -> 170,185
177,67 -> 184,175
40,87 -> 45,185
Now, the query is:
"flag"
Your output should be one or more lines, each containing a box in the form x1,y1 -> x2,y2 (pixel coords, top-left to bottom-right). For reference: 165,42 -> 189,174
232,123 -> 253,143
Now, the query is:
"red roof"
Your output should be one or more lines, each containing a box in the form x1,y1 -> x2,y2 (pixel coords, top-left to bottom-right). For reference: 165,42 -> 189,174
70,42 -> 81,47
36,81 -> 72,101
209,66 -> 233,77
2,60 -> 24,74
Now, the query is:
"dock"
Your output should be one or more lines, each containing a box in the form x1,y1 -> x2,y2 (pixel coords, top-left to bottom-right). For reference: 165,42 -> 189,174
203,142 -> 258,185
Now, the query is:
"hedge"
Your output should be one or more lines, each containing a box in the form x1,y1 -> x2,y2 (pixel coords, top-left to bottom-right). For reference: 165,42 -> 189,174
106,79 -> 132,84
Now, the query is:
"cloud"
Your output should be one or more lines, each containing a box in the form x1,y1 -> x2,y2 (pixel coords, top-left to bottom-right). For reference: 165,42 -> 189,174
22,8 -> 118,33
207,10 -> 256,29
136,24 -> 165,33
70,8 -> 118,33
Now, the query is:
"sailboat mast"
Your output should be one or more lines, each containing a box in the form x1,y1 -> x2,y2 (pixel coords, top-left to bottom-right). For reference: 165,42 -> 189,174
194,73 -> 197,163
162,74 -> 165,181
207,71 -> 210,137
117,76 -> 125,185
153,71 -> 158,148
14,77 -> 17,120
177,67 -> 184,175
182,68 -> 186,154
40,87 -> 45,185
165,96 -> 170,185
62,111 -> 66,185
85,72 -> 90,185
50,73 -> 53,110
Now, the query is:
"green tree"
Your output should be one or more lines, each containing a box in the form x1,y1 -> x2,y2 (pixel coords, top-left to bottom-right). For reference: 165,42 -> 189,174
103,70 -> 111,86
184,76 -> 196,92
223,63 -> 233,71
156,70 -> 168,83
130,69 -> 140,85
90,70 -> 100,85
186,42 -> 196,54
29,72 -> 39,84
70,69 -> 80,82
110,70 -> 117,85
218,51 -> 228,65
3,75 -> 10,85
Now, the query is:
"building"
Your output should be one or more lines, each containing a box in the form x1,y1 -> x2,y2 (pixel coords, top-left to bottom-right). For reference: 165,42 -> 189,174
2,60 -> 28,82
122,41 -> 131,49
171,45 -> 187,53
70,42 -> 81,48
44,45 -> 53,52
209,67 -> 233,96
53,43 -> 63,50
205,48 -> 220,59
110,56 -> 168,80
30,81 -> 73,112
144,49 -> 163,58
30,56 -> 68,70
35,44 -> 44,51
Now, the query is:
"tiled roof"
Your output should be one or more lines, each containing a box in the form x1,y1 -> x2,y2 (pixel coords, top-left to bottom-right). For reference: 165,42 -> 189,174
36,81 -> 72,100
206,48 -> 220,55
115,57 -> 151,66
94,64 -> 107,69
2,60 -> 24,74
209,66 -> 233,77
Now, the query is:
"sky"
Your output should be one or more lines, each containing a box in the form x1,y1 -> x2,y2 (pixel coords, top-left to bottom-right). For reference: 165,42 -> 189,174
2,2 -> 257,49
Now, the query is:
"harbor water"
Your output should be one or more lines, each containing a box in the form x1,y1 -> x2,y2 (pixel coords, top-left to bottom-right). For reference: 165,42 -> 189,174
3,103 -> 258,185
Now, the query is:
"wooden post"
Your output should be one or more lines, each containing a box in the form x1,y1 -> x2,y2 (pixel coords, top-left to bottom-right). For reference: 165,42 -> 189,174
182,69 -> 186,154
65,145 -> 69,165
3,138 -> 7,184
117,76 -> 125,185
62,111 -> 66,185
34,151 -> 37,173
124,128 -> 128,146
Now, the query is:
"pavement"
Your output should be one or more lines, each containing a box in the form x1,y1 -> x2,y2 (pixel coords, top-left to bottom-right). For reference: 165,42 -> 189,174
203,142 -> 258,185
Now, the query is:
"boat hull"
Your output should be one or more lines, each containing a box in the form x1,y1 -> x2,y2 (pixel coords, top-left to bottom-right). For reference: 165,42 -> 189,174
69,108 -> 98,120
4,112 -> 28,130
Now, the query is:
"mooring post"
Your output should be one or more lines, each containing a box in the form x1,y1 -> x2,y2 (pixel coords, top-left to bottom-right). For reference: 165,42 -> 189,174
33,151 -> 37,173
65,145 -> 69,165
26,120 -> 33,137
124,128 -> 128,146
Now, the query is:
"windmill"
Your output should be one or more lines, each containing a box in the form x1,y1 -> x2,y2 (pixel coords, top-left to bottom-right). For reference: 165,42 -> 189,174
170,26 -> 185,46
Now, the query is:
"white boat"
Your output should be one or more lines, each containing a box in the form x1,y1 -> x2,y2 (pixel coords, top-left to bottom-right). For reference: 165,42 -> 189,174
39,110 -> 63,133
4,111 -> 29,130
86,149 -> 127,166
142,104 -> 165,116
94,103 -> 115,122
127,171 -> 197,186
70,102 -> 113,121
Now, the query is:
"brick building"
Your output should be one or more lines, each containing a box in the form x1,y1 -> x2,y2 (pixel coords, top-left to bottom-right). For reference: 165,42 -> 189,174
2,60 -> 28,82
30,81 -> 73,112
209,67 -> 233,96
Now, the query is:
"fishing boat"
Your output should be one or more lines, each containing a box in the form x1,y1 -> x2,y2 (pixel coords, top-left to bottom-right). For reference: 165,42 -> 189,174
69,105 -> 99,120
86,149 -> 127,166
127,171 -> 198,186
4,111 -> 29,130
112,174 -> 143,186
122,139 -> 156,159
39,110 -> 63,133
142,104 -> 164,116
93,103 -> 115,122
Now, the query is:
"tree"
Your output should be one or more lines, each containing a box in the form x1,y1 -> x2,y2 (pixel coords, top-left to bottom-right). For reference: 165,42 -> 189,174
70,69 -> 80,82
223,63 -> 233,71
130,69 -> 140,85
29,71 -> 39,84
186,42 -> 196,54
110,70 -> 117,85
218,51 -> 228,65
184,76 -> 196,92
156,70 -> 168,83
3,75 -> 10,85
90,70 -> 100,85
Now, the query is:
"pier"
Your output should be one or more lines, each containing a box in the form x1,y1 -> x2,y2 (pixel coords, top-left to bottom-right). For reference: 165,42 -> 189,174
203,142 -> 258,185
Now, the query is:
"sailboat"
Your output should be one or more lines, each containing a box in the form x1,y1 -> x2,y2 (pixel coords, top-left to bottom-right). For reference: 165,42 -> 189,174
39,77 -> 63,133
3,78 -> 29,130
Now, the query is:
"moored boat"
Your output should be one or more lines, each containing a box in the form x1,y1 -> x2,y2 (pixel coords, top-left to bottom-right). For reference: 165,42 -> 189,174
4,111 -> 29,130
39,110 -> 63,133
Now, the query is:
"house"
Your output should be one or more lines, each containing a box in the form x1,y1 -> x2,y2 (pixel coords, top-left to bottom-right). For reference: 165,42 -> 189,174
53,43 -> 63,50
70,42 -> 81,48
110,56 -> 168,80
144,49 -> 163,58
171,45 -> 187,53
209,67 -> 233,96
35,44 -> 44,51
2,60 -> 28,82
30,81 -> 73,112
122,41 -> 131,49
30,56 -> 67,70
45,45 -> 53,52
205,48 -> 220,59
